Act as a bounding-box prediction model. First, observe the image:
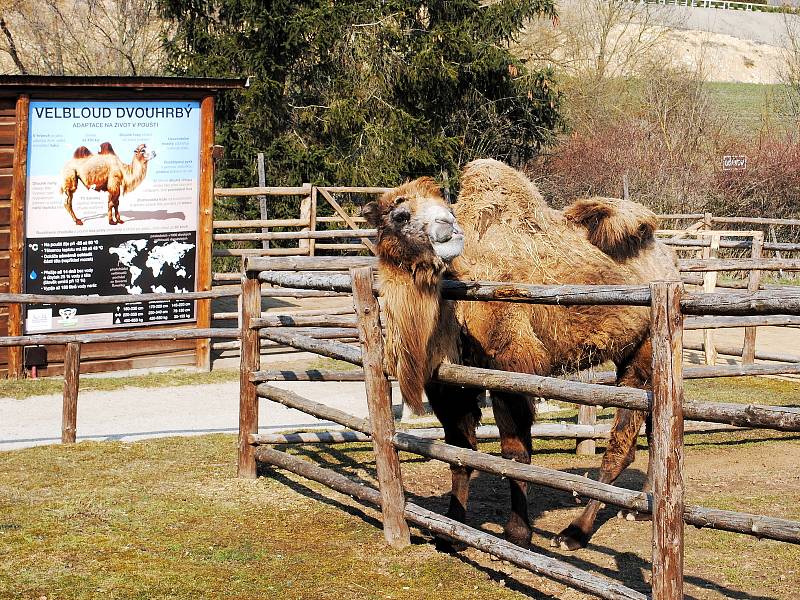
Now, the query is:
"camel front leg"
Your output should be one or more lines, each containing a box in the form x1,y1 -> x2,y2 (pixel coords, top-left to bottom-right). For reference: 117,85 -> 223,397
426,382 -> 481,552
107,191 -> 124,225
492,392 -> 535,547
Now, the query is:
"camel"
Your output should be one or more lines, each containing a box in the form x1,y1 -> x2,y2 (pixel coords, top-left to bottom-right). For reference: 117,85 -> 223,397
362,159 -> 679,552
60,142 -> 156,226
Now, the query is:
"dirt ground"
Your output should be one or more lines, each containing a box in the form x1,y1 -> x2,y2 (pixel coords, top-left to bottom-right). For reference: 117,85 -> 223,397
387,430 -> 800,599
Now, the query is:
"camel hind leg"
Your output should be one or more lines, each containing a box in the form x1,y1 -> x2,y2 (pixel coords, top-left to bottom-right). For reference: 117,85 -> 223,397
62,174 -> 83,226
551,338 -> 652,551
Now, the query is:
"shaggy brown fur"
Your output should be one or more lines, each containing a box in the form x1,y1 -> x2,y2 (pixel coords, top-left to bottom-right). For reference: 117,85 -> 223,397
364,158 -> 679,551
60,142 -> 155,226
364,178 -> 461,413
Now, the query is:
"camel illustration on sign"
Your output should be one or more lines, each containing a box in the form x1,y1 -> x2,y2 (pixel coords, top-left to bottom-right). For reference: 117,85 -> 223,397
59,142 -> 156,226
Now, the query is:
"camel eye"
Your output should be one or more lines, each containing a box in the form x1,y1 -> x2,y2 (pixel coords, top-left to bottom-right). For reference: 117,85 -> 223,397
393,196 -> 406,207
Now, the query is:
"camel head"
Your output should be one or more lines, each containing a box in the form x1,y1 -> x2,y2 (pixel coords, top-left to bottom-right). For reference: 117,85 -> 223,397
133,143 -> 156,163
363,177 -> 464,277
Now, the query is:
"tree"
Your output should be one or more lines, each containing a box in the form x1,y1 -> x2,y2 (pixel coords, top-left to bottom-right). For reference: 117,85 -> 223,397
158,0 -> 564,209
0,0 -> 167,76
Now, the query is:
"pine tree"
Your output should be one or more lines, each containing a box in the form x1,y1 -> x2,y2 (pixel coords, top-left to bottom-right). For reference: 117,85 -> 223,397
159,0 -> 563,210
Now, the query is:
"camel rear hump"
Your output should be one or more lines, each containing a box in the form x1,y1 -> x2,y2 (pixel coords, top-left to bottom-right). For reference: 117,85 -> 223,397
564,197 -> 657,262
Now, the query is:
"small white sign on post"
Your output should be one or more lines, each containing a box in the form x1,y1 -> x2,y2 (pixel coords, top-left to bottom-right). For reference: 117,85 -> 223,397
722,155 -> 747,171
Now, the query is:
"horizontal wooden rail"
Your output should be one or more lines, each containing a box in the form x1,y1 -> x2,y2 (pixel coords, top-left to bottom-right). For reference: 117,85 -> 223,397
260,326 -> 356,339
254,270 -> 800,316
0,327 -> 239,347
679,258 -> 800,272
244,256 -> 376,272
317,186 -> 392,194
668,239 -> 800,252
214,229 -> 376,242
214,218 -> 308,228
712,216 -> 800,227
256,447 -> 647,600
214,185 -> 311,196
214,247 -> 309,257
249,421 -> 741,446
685,315 -> 800,329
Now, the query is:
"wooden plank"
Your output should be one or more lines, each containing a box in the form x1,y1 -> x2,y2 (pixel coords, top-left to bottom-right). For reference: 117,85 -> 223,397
742,234 -> 763,364
351,266 -> 410,547
317,188 -> 376,253
8,94 -> 27,378
195,94 -> 214,372
649,281 -> 685,600
61,342 -> 80,444
0,122 -> 15,145
0,148 -> 13,169
0,202 -> 9,225
238,273 -> 261,479
0,174 -> 11,198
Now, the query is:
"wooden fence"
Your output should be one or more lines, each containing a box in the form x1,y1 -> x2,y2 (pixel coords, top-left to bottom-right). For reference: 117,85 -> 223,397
239,255 -> 800,600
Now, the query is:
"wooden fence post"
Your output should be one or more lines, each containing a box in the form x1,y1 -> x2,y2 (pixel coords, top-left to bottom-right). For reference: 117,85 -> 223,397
257,152 -> 269,251
61,342 -> 81,444
575,404 -> 596,455
742,233 -> 763,364
649,281 -> 685,600
309,186 -> 318,257
238,266 -> 261,478
351,266 -> 411,548
299,183 -> 314,255
702,234 -> 720,365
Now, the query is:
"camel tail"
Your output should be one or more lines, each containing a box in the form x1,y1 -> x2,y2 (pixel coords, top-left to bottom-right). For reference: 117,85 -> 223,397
564,197 -> 657,262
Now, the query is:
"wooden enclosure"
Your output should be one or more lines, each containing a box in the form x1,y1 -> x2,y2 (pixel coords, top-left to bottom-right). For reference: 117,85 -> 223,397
238,256 -> 800,600
0,75 -> 245,378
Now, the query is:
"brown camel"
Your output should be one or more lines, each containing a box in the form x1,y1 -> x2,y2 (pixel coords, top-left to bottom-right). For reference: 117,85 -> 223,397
362,158 -> 679,551
60,142 -> 156,226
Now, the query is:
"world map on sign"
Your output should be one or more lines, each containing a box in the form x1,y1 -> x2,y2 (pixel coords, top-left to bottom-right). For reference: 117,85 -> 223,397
110,238 -> 195,294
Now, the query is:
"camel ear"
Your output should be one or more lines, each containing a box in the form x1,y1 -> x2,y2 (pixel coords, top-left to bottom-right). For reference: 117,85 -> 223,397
361,201 -> 381,227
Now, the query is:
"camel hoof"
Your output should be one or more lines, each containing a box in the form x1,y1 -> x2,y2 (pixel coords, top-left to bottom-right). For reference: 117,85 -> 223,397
617,509 -> 652,522
109,220 -> 117,225
551,525 -> 590,551
503,523 -> 532,548
117,219 -> 124,224
75,219 -> 83,226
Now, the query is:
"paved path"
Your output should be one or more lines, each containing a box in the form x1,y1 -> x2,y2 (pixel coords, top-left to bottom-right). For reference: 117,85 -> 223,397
0,380 -> 378,451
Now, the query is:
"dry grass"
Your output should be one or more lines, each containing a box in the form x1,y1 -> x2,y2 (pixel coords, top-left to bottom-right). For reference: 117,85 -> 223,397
1,376 -> 798,598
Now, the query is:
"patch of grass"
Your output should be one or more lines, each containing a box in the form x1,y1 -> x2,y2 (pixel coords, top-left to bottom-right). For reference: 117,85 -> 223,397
0,368 -> 241,400
0,435 -> 525,600
685,376 -> 799,406
706,81 -> 794,135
